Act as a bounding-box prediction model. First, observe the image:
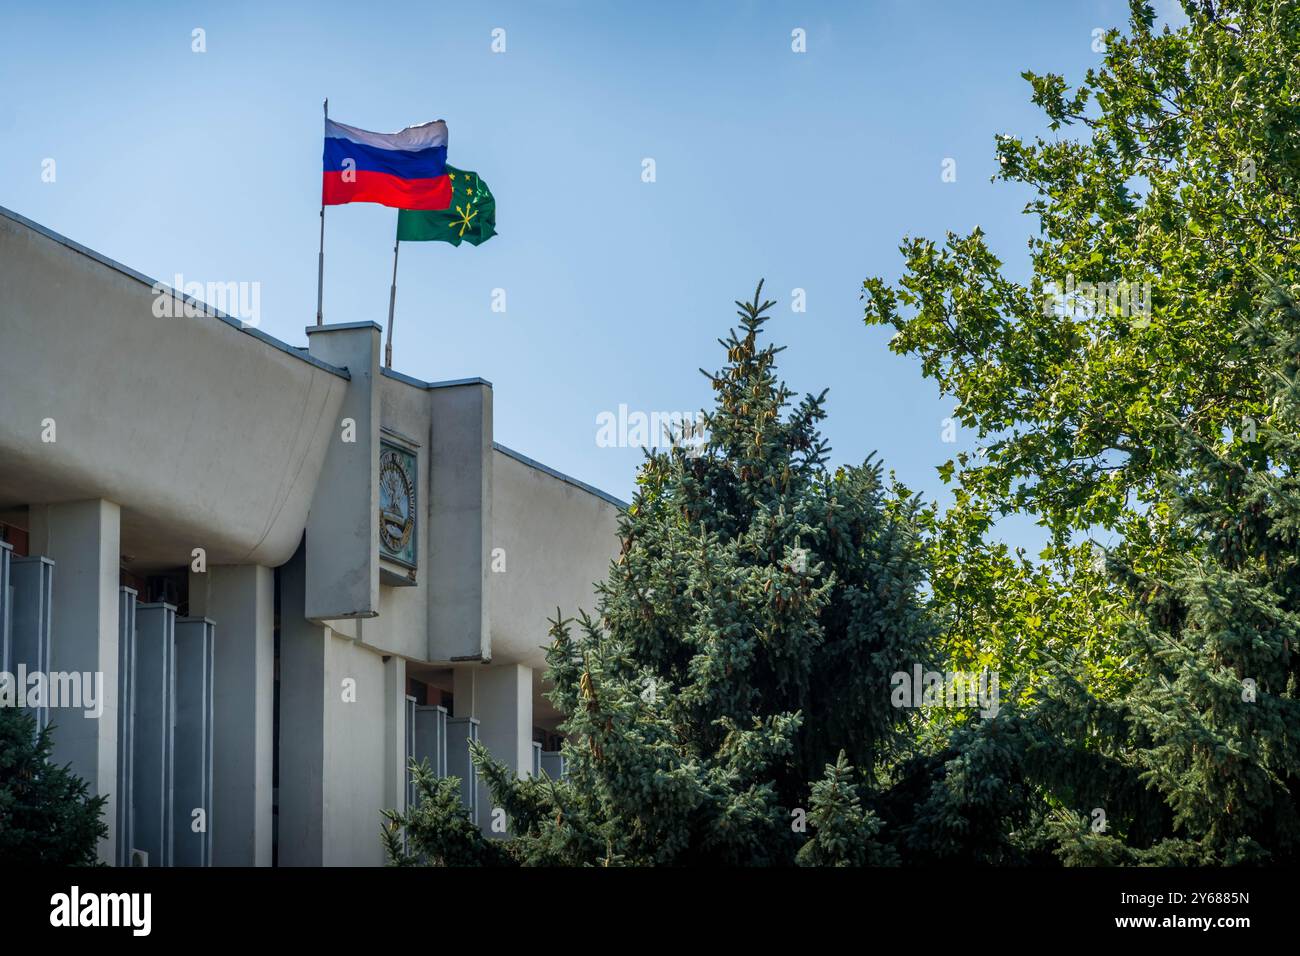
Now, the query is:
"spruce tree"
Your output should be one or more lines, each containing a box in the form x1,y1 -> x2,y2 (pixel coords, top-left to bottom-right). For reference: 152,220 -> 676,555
0,708 -> 108,865
796,752 -> 893,866
381,761 -> 509,866
385,282 -> 936,865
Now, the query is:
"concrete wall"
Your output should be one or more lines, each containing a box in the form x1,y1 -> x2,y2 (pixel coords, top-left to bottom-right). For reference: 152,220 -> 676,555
320,629 -> 389,866
373,373 -> 622,670
347,373 -> 501,667
278,544 -> 394,867
372,374 -> 438,664
489,448 -> 622,668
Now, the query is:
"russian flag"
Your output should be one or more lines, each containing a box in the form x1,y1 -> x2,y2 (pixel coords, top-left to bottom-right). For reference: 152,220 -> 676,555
322,118 -> 452,210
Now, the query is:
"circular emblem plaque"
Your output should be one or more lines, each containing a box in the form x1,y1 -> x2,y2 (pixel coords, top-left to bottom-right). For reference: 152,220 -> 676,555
379,448 -> 416,557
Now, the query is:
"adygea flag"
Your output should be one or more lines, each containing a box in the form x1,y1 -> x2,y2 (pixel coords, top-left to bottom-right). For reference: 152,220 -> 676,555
396,166 -> 496,245
322,118 -> 452,210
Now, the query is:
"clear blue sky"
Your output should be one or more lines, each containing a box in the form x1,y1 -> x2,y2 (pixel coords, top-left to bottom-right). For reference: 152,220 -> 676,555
0,0 -> 1185,549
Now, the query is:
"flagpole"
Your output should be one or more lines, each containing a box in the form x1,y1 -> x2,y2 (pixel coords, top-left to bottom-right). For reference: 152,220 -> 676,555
385,234 -> 400,368
316,97 -> 328,326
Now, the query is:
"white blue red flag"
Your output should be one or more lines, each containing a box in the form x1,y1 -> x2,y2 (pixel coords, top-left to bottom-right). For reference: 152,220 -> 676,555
322,118 -> 451,210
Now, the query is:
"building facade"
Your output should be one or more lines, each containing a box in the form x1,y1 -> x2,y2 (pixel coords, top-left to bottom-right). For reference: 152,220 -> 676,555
0,206 -> 623,866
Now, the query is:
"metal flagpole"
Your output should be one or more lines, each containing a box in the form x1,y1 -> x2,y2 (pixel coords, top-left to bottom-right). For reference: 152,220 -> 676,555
385,234 -> 400,368
316,98 -> 328,326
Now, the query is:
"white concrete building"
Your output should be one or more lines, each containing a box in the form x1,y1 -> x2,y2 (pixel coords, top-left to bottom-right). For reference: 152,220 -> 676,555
0,205 -> 623,866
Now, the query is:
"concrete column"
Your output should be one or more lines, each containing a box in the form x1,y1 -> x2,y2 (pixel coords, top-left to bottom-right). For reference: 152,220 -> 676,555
28,499 -> 121,865
454,663 -> 532,831
383,654 -> 408,814
428,382 -> 493,662
304,322 -> 381,621
478,663 -> 534,776
276,545 -> 326,866
452,666 -> 476,721
189,565 -> 274,866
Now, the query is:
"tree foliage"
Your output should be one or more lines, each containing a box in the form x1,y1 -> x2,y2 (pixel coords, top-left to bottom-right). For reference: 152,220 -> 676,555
387,0 -> 1300,867
865,0 -> 1300,549
385,284 -> 936,866
796,751 -> 893,866
1094,287 -> 1300,863
860,0 -> 1300,865
0,708 -> 107,865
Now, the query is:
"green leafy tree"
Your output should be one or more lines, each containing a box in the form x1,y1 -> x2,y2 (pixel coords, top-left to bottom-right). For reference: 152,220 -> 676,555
0,708 -> 108,865
865,0 -> 1300,549
384,283 -> 937,865
863,0 -> 1300,710
881,288 -> 1300,866
860,0 -> 1300,864
1063,286 -> 1300,864
911,495 -> 1131,722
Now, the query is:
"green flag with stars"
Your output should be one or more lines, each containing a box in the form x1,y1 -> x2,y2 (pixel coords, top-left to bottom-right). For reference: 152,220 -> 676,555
397,165 -> 496,245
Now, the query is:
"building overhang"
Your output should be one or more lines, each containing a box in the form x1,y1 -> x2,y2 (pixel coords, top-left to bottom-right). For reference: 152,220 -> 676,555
0,206 -> 348,570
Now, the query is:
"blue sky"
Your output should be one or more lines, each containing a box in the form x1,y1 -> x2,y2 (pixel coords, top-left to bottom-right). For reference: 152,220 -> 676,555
0,0 -> 1184,548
